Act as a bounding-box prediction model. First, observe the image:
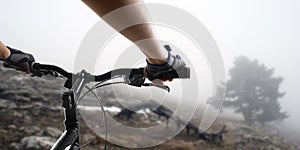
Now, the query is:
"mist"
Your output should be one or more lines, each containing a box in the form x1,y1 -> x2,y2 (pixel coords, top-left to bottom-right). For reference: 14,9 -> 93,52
1,0 -> 300,144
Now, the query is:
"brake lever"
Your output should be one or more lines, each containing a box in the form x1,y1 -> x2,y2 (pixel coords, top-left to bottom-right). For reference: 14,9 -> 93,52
31,69 -> 59,78
142,83 -> 170,92
31,70 -> 43,77
125,68 -> 170,92
48,70 -> 59,77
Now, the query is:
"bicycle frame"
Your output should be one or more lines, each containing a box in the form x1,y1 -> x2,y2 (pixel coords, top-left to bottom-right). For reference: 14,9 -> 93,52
51,70 -> 90,150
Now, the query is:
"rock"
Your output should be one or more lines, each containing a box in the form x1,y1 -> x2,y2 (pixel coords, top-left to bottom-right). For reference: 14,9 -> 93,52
19,105 -> 34,110
11,110 -> 23,117
19,126 -> 41,135
236,133 -> 273,147
11,95 -> 31,102
236,145 -> 244,150
0,99 -> 17,109
30,95 -> 47,102
0,129 -> 7,134
8,124 -> 17,130
45,127 -> 62,138
9,143 -> 22,150
82,133 -> 99,145
256,136 -> 271,143
240,126 -> 253,132
268,145 -> 281,150
21,136 -> 56,150
48,106 -> 61,113
24,115 -> 32,123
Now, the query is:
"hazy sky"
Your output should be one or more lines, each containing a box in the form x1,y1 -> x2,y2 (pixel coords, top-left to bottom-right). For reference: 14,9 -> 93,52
1,0 -> 299,130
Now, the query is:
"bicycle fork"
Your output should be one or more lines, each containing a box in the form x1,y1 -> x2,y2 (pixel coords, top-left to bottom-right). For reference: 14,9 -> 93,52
51,90 -> 80,150
51,70 -> 91,150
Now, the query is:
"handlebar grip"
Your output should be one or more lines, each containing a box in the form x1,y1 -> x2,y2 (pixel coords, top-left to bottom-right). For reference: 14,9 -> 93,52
31,63 -> 72,78
152,67 -> 190,80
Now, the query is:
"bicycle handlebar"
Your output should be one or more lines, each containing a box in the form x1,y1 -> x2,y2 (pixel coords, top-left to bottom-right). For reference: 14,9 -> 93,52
4,62 -> 190,91
32,63 -> 72,79
32,63 -> 145,84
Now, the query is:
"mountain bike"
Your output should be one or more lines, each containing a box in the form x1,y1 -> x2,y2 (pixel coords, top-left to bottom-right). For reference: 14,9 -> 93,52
4,62 -> 190,150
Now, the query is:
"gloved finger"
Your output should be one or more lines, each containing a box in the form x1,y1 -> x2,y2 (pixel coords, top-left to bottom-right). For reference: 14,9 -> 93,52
28,54 -> 35,63
151,79 -> 164,86
18,62 -> 31,74
16,69 -> 26,75
3,62 -> 20,69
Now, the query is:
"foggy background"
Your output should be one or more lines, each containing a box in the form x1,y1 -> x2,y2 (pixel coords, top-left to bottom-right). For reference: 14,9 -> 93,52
0,0 -> 299,138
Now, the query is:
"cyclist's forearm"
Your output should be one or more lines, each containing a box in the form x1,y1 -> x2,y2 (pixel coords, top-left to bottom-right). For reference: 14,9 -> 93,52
82,0 -> 144,17
82,0 -> 152,41
82,0 -> 168,64
0,41 -> 11,60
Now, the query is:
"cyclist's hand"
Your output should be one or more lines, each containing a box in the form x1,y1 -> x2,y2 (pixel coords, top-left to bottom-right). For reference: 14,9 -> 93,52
2,46 -> 35,74
145,45 -> 189,85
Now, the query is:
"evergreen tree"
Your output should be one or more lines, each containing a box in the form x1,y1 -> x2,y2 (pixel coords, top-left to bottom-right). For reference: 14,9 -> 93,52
208,56 -> 288,125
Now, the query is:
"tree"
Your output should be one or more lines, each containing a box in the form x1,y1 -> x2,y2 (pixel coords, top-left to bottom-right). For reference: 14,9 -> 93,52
208,56 -> 288,125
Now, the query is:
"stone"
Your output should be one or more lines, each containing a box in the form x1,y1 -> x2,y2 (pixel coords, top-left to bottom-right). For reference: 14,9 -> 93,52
45,127 -> 62,138
8,124 -> 17,130
9,143 -> 22,150
11,110 -> 23,117
20,126 -> 41,135
21,136 -> 55,150
0,99 -> 17,109
24,115 -> 32,123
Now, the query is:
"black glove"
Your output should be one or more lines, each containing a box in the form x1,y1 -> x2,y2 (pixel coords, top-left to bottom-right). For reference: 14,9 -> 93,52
1,46 -> 35,73
145,45 -> 188,81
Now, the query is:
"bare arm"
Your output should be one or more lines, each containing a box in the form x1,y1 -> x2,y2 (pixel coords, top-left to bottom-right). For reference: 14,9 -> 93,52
82,0 -> 168,65
82,0 -> 154,41
0,41 -> 11,59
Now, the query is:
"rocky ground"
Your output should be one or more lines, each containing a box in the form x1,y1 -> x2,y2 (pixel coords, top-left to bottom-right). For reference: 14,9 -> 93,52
0,65 -> 299,150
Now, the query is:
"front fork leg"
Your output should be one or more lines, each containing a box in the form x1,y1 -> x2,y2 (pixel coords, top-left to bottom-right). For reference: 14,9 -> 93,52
51,90 -> 81,150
